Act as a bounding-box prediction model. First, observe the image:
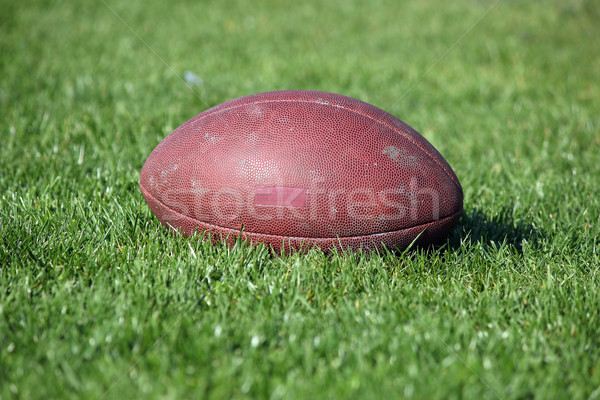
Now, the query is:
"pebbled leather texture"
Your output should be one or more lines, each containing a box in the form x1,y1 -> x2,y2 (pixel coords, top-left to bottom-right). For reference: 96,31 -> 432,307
140,90 -> 463,252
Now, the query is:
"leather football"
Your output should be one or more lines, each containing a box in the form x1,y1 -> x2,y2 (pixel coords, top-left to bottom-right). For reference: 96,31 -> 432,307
140,90 -> 463,252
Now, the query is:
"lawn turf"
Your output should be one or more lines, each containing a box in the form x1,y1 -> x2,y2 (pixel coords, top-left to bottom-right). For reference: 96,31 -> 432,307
1,0 -> 600,399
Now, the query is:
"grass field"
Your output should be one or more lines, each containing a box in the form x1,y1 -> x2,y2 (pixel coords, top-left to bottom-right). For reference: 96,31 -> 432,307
1,0 -> 600,398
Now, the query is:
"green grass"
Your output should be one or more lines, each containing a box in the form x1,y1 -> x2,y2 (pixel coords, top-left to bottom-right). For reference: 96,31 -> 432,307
1,0 -> 600,398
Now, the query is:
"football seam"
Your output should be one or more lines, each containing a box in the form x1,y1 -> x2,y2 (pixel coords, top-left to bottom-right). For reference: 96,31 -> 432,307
140,182 -> 462,241
190,96 -> 462,193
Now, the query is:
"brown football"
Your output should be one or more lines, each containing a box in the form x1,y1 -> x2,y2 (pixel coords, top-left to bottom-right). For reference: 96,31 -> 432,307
140,90 -> 462,252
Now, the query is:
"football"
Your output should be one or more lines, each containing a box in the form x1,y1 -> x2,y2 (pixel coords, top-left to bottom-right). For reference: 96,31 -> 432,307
140,90 -> 463,252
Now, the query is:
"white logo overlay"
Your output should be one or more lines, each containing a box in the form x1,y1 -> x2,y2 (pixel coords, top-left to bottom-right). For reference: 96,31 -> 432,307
153,176 -> 441,225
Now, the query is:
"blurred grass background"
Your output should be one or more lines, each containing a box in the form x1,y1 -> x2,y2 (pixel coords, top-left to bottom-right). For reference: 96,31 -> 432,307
1,0 -> 599,399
